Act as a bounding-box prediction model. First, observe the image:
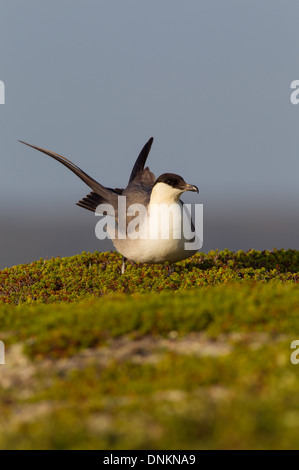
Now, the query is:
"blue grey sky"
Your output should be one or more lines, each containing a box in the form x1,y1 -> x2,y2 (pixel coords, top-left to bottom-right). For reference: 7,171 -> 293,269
0,1 -> 298,268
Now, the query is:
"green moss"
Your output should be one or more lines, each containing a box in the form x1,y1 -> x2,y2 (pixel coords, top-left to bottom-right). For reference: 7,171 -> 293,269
0,282 -> 298,359
0,249 -> 298,304
1,341 -> 299,450
0,249 -> 299,449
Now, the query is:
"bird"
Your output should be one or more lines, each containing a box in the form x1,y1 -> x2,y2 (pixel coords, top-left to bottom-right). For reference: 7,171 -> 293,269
19,137 -> 200,273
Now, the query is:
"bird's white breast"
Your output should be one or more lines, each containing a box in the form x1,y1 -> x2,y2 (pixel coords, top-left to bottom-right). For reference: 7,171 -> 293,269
110,183 -> 198,263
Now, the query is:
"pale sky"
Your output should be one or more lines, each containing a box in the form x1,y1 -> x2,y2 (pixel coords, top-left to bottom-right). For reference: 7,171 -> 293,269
0,0 -> 298,268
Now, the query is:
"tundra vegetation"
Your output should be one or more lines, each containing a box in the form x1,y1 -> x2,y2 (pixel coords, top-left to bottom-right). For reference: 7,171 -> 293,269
0,249 -> 298,449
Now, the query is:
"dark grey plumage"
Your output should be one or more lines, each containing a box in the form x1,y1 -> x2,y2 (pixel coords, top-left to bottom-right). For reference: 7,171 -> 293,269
18,137 -> 155,219
19,137 -> 200,268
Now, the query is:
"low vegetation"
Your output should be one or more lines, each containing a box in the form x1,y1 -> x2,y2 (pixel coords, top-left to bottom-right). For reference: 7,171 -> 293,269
0,249 -> 298,449
0,249 -> 298,304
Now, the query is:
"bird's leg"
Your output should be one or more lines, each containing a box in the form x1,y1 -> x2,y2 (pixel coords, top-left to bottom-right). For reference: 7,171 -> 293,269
121,256 -> 127,274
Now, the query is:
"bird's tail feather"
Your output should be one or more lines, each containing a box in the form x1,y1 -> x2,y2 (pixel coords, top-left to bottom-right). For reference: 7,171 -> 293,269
18,140 -> 118,206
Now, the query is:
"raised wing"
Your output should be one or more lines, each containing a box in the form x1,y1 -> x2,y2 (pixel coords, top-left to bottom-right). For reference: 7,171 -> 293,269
128,137 -> 154,184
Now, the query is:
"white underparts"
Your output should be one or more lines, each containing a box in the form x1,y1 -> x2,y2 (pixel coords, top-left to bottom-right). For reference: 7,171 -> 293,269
108,183 -> 200,263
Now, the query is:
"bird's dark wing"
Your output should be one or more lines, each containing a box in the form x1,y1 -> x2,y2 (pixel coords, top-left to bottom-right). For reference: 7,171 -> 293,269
76,188 -> 124,213
122,169 -> 156,208
75,137 -> 154,214
128,137 -> 154,184
19,140 -> 119,214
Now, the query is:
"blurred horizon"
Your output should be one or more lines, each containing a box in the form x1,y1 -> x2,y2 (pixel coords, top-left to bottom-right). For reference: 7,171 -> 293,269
1,192 -> 298,269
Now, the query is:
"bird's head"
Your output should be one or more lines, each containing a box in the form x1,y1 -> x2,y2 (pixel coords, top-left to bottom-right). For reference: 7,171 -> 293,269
151,173 -> 199,203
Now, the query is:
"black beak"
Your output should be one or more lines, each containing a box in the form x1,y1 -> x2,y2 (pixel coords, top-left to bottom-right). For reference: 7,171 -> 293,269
183,183 -> 199,193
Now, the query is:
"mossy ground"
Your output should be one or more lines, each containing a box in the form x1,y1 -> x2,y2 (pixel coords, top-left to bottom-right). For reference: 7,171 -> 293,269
0,249 -> 299,449
0,249 -> 298,304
